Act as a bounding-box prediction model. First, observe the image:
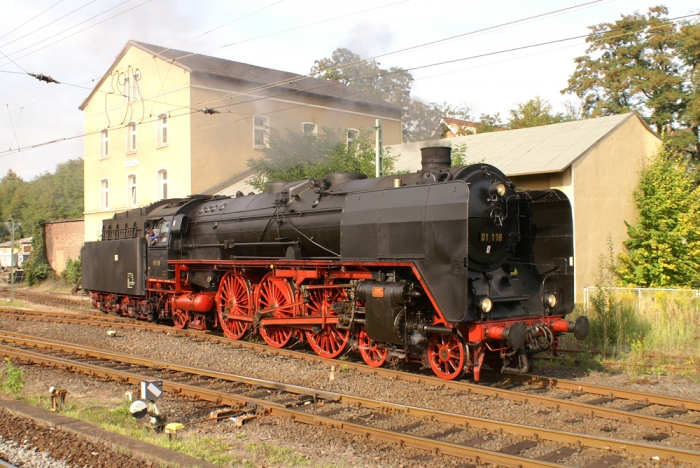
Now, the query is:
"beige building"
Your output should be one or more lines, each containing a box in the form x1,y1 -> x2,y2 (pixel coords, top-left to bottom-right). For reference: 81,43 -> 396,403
386,113 -> 661,300
80,40 -> 403,241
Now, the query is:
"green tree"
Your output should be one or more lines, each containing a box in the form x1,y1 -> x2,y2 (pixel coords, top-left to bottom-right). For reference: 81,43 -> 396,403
473,113 -> 505,133
563,6 -> 700,158
311,48 -> 413,109
618,143 -> 700,287
507,96 -> 567,129
247,128 -> 395,192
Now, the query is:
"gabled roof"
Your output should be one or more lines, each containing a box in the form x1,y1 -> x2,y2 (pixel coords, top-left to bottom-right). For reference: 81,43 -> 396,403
437,117 -> 476,138
80,40 -> 402,112
441,117 -> 475,127
387,113 -> 658,176
0,237 -> 32,248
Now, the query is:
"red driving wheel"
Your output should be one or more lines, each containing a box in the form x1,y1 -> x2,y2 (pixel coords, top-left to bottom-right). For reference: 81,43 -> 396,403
217,272 -> 252,340
427,333 -> 465,380
172,309 -> 190,329
358,327 -> 387,368
304,280 -> 349,359
256,273 -> 295,348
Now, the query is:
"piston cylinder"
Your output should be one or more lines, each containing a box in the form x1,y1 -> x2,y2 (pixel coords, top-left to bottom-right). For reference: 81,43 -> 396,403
172,294 -> 214,312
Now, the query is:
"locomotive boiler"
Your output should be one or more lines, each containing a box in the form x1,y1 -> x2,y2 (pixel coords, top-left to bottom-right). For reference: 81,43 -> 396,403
82,146 -> 588,381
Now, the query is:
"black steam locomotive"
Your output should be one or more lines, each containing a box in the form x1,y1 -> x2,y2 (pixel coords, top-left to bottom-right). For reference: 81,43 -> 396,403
82,146 -> 588,381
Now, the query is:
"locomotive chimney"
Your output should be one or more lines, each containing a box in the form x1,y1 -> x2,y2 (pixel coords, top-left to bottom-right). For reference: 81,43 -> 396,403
420,146 -> 451,171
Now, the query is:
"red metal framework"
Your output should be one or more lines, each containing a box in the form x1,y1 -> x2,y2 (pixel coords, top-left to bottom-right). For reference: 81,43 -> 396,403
89,259 -> 582,382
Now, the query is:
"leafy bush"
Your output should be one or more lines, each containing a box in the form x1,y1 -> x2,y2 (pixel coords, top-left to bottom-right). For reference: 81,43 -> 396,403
23,221 -> 53,286
61,256 -> 81,284
618,143 -> 700,288
247,127 -> 396,192
2,358 -> 24,396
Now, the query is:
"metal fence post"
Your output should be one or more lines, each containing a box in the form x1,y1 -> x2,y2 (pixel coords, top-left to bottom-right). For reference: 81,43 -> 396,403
638,288 -> 641,314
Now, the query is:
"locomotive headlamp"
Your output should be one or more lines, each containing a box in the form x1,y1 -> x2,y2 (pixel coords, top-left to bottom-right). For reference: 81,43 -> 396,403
545,293 -> 557,308
478,297 -> 493,313
490,182 -> 507,197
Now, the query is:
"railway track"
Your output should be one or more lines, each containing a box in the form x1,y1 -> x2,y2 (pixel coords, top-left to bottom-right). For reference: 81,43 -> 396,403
0,288 -> 92,310
1,330 -> 698,468
2,307 -> 700,440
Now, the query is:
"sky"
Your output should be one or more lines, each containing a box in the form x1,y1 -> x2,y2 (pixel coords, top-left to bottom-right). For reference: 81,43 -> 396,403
0,0 -> 697,179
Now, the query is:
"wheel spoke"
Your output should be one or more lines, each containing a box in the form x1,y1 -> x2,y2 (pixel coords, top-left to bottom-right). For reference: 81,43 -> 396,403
428,333 -> 465,380
217,273 -> 251,340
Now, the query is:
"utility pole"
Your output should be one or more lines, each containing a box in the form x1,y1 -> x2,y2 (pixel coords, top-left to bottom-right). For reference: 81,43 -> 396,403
375,119 -> 383,178
6,216 -> 15,303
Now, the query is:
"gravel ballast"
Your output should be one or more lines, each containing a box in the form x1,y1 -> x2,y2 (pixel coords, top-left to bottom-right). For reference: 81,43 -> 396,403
1,312 -> 699,466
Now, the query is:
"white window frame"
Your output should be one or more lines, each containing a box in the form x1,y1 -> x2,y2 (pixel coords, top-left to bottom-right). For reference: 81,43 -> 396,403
157,169 -> 168,201
302,122 -> 317,135
253,115 -> 269,149
127,174 -> 137,208
347,128 -> 359,147
100,178 -> 110,210
122,75 -> 130,104
100,129 -> 109,159
122,71 -> 141,103
126,122 -> 137,154
157,113 -> 169,148
131,71 -> 141,102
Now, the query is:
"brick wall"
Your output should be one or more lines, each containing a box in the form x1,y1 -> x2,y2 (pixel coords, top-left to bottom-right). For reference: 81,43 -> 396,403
44,219 -> 85,274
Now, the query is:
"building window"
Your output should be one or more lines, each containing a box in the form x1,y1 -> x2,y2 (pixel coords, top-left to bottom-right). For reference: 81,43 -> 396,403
122,71 -> 141,103
122,75 -> 129,103
157,113 -> 168,147
100,129 -> 109,159
131,71 -> 141,102
101,179 -> 109,210
347,128 -> 359,147
127,174 -> 137,207
158,169 -> 168,200
126,122 -> 137,153
302,122 -> 317,135
253,116 -> 269,148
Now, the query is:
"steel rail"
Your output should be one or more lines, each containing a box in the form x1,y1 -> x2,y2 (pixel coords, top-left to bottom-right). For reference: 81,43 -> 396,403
2,308 -> 700,437
0,342 -> 564,468
0,289 -> 92,309
3,333 -> 700,465
494,373 -> 700,412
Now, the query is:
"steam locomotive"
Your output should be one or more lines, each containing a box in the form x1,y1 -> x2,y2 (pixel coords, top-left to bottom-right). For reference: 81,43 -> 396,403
82,146 -> 588,381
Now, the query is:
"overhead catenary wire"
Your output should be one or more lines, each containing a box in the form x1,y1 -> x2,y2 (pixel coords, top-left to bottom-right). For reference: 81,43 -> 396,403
0,0 -> 600,119
0,0 -> 153,69
105,0 -> 612,120
170,10 -> 699,119
0,0 -> 411,120
0,0 -> 65,42
2,9 -> 696,160
0,0 -> 408,123
0,0 -> 99,49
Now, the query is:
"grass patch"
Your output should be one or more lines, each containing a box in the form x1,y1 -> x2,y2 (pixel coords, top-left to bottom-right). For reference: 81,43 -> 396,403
246,442 -> 312,466
11,391 -> 327,467
22,396 -> 240,466
1,299 -> 27,308
30,277 -> 75,293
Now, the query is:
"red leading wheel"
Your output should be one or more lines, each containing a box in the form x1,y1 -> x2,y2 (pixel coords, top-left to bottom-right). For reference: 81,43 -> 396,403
256,274 -> 295,348
304,281 -> 349,359
217,272 -> 252,340
427,333 -> 465,380
172,309 -> 190,329
358,327 -> 387,368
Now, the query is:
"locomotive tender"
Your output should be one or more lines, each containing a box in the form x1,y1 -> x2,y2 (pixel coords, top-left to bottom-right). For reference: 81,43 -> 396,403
82,146 -> 588,381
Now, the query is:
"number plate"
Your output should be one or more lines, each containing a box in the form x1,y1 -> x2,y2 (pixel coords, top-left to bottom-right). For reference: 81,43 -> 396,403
479,232 -> 503,243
